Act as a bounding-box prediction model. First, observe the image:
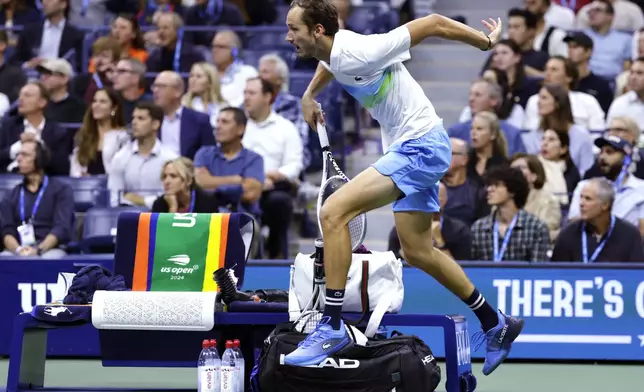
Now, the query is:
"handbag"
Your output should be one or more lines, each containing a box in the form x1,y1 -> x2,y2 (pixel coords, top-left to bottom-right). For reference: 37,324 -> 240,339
288,250 -> 404,336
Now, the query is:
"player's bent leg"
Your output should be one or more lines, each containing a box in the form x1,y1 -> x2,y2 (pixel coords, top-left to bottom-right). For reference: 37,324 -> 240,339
394,207 -> 524,376
284,168 -> 401,367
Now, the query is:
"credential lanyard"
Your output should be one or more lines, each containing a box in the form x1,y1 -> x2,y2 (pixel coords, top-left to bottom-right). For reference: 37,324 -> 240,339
173,29 -> 183,73
93,72 -> 103,89
493,213 -> 519,262
613,156 -> 631,194
581,215 -> 615,264
189,190 -> 196,212
20,176 -> 49,224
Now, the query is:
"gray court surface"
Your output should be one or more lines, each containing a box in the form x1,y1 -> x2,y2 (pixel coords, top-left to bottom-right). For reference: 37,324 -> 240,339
1,359 -> 641,392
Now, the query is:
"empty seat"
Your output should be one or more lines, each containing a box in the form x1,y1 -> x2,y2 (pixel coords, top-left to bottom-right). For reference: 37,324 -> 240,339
0,174 -> 24,201
289,71 -> 314,98
81,206 -> 146,254
57,176 -> 109,213
246,32 -> 291,50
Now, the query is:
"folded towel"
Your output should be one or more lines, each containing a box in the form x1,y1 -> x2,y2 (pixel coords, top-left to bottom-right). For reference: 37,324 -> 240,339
63,265 -> 128,304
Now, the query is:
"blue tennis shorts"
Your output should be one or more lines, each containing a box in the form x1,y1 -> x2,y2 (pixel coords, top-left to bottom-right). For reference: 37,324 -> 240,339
372,125 -> 451,213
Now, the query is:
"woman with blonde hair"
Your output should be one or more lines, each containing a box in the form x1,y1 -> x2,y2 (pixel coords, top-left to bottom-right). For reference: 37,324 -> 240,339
182,62 -> 228,127
468,111 -> 509,183
152,157 -> 221,213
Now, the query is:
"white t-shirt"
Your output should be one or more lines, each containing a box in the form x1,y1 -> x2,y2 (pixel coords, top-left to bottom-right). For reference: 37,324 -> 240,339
320,27 -> 441,151
523,91 -> 606,132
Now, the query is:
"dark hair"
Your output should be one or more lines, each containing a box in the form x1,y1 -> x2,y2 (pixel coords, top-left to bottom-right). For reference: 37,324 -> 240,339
76,88 -> 126,167
220,107 -> 247,127
507,8 -> 538,29
490,39 -> 528,94
248,77 -> 276,103
596,0 -> 615,14
545,128 -> 575,168
290,0 -> 339,36
23,140 -> 51,171
484,68 -> 513,120
484,165 -> 530,209
25,80 -> 51,103
134,101 -> 164,125
548,55 -> 579,89
539,83 -> 574,133
509,153 -> 546,190
115,14 -> 146,50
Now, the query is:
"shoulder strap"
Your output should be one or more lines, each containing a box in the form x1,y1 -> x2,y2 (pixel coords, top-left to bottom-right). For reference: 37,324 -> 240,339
343,259 -> 370,326
541,26 -> 555,54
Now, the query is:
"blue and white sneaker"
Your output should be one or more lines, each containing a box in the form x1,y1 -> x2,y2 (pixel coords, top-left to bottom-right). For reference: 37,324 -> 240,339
472,310 -> 525,375
284,317 -> 352,367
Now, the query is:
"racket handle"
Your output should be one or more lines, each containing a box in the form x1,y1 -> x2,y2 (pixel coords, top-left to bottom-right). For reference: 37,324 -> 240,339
317,121 -> 329,149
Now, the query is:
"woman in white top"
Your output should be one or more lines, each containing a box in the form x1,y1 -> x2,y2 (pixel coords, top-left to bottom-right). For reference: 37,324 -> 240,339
182,62 -> 228,128
70,88 -> 130,177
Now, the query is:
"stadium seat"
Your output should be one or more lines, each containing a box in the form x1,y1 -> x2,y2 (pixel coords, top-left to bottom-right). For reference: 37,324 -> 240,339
0,174 -> 24,201
348,3 -> 396,35
289,71 -> 314,97
80,206 -> 146,254
247,31 -> 292,50
57,175 -> 109,213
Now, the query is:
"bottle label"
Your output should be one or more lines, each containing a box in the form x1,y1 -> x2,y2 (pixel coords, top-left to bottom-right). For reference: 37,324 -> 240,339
220,366 -> 235,392
198,367 -> 216,392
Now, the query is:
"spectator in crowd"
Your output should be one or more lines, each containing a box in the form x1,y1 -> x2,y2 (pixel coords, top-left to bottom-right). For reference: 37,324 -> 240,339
442,138 -> 489,226
585,116 -> 644,179
70,88 -> 129,177
38,58 -> 85,123
467,111 -> 510,185
477,68 -> 527,128
539,128 -> 580,203
615,30 -> 644,96
510,153 -> 562,240
87,13 -> 148,72
258,53 -> 311,168
552,177 -> 644,262
137,0 -> 183,27
243,77 -> 302,259
152,71 -> 215,159
0,81 -> 73,176
583,0 -> 632,81
109,101 -> 178,208
0,0 -> 42,39
607,57 -> 644,131
0,140 -> 74,258
471,165 -> 551,262
229,0 -> 277,25
331,0 -> 352,30
576,0 -> 644,31
524,0 -> 570,57
568,135 -> 644,236
145,12 -> 204,73
194,107 -> 264,214
389,182 -> 472,261
523,84 -> 595,176
449,80 -> 526,155
524,57 -> 605,133
564,32 -> 614,113
152,157 -> 221,213
112,58 -> 148,124
0,31 -> 27,102
486,39 -> 541,108
68,0 -> 112,29
183,0 -> 245,48
12,0 -> 84,72
481,9 -> 550,76
182,62 -> 229,127
211,29 -> 258,108
73,36 -> 121,104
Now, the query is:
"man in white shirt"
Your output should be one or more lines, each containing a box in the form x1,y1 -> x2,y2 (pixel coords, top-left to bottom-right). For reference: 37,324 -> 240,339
282,0 -> 522,377
525,0 -> 570,57
109,102 -> 178,209
576,0 -> 644,31
242,77 -> 302,259
524,56 -> 606,131
607,57 -> 644,131
211,30 -> 258,108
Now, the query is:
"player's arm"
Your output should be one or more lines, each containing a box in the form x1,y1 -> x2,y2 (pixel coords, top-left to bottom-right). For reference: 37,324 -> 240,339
405,14 -> 501,51
303,62 -> 334,99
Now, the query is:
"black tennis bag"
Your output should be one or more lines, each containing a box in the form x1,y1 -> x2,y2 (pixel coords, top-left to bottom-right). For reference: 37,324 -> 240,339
250,322 -> 441,392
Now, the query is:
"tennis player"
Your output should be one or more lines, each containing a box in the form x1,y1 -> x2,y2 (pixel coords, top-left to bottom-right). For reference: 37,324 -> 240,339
283,0 -> 523,376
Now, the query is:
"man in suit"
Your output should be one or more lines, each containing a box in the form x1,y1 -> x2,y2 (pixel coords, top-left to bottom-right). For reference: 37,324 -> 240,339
0,81 -> 73,176
145,12 -> 204,74
152,71 -> 215,160
12,0 -> 84,72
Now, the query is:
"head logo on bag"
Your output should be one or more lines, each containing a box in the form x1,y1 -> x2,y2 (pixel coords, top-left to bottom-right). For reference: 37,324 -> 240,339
421,354 -> 435,366
279,355 -> 360,369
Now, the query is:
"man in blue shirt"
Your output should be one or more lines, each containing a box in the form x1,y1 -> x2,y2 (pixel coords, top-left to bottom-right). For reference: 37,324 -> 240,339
584,0 -> 632,80
0,140 -> 74,258
193,107 -> 264,214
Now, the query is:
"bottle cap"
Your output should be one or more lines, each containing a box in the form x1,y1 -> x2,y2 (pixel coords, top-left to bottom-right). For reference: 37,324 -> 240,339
209,339 -> 217,347
225,340 -> 233,349
202,339 -> 209,349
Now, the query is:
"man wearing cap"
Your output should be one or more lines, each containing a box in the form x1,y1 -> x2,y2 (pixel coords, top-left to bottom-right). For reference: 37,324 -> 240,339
38,58 -> 86,123
568,135 -> 644,237
564,31 -> 614,113
551,177 -> 644,262
583,0 -> 632,80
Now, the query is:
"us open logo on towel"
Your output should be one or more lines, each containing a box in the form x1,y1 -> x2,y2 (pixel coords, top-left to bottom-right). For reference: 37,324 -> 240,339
160,254 -> 200,279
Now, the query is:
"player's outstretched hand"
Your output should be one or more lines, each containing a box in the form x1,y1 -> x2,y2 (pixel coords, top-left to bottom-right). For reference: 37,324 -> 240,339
482,17 -> 503,47
302,94 -> 325,130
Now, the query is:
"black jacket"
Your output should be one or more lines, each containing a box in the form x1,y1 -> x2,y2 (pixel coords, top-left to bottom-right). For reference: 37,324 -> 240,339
151,187 -> 221,213
11,21 -> 84,72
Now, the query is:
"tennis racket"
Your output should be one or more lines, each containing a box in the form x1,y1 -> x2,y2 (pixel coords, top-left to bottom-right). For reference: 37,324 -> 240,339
315,112 -> 367,251
293,238 -> 325,332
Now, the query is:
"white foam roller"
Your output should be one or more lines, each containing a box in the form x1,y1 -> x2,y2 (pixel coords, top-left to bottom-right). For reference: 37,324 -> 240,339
92,290 -> 218,331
